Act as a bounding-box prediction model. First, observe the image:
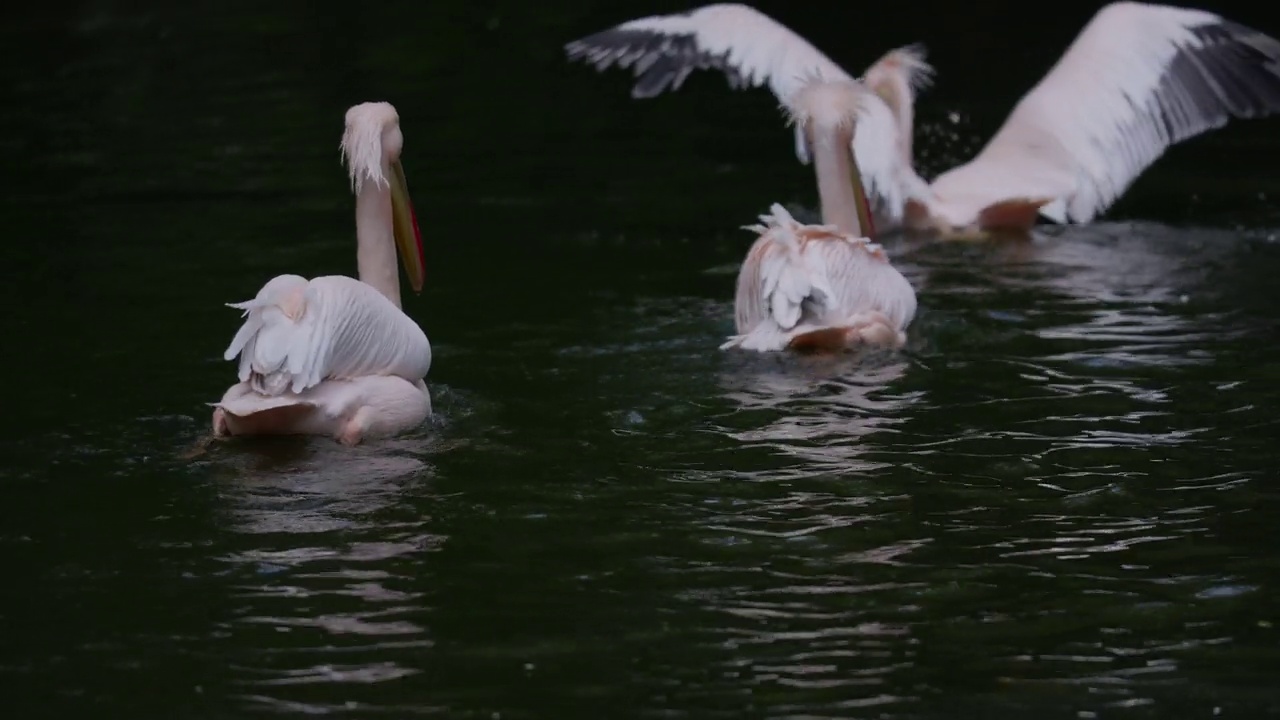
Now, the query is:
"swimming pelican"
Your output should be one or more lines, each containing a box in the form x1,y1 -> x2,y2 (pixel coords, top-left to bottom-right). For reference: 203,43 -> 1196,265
722,79 -> 917,353
565,2 -> 1280,236
211,102 -> 433,446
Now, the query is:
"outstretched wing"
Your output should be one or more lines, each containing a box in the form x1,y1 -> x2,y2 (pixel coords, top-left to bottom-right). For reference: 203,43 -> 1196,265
564,3 -> 853,102
931,2 -> 1280,224
566,5 -> 927,226
224,275 -> 431,395
565,3 -> 853,170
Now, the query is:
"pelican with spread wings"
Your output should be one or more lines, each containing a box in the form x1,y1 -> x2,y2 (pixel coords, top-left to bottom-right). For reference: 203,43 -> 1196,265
211,102 -> 433,446
566,2 -> 1280,236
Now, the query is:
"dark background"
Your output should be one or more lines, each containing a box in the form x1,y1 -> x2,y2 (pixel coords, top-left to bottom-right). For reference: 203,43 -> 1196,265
5,0 -> 1280,246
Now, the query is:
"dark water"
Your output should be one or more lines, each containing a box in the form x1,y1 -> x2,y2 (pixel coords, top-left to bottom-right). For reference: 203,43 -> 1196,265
4,2 -> 1280,718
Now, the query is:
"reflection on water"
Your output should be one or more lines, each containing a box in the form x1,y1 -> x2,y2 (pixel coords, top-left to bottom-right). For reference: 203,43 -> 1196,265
214,439 -> 433,536
714,356 -> 913,474
204,440 -> 446,713
6,215 -> 1280,718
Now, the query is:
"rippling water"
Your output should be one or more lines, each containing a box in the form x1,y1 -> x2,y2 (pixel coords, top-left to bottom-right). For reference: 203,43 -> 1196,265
5,2 -> 1280,718
8,222 -> 1278,718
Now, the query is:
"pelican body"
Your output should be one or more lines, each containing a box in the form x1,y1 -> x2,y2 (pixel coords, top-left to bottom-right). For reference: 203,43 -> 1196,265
565,2 -> 1280,237
211,102 -> 432,445
722,80 -> 917,353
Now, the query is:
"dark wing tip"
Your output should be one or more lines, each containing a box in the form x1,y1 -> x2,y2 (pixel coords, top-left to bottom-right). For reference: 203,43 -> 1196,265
562,26 -> 742,99
1179,18 -> 1280,122
563,29 -> 628,66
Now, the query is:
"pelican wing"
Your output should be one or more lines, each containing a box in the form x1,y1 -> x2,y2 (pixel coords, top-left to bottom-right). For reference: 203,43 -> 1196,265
564,4 -> 853,102
223,275 -> 431,396
565,3 -> 853,169
931,2 -> 1280,224
566,5 -> 926,225
731,211 -> 835,337
805,228 -> 918,332
724,204 -> 916,350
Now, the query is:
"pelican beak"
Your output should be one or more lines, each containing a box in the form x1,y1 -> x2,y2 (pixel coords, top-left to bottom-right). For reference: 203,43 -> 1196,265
388,159 -> 425,294
847,143 -> 876,239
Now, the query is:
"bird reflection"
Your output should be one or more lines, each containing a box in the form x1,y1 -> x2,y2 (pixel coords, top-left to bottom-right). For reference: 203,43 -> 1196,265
996,224 -> 1219,302
713,354 -> 916,473
202,436 -> 443,702
205,434 -> 445,606
897,221 -> 1257,369
211,436 -> 435,539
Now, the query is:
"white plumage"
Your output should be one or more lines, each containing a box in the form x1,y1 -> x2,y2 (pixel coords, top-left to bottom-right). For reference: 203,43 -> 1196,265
785,73 -> 920,237
211,101 -> 433,445
223,274 -> 431,396
721,78 -> 917,353
926,2 -> 1280,228
570,3 -> 846,101
566,2 -> 1280,235
722,204 -> 916,352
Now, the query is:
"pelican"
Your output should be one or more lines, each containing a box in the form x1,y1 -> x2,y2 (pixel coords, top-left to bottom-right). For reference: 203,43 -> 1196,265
565,3 -> 930,234
211,102 -> 433,446
565,2 -> 1280,236
722,79 -> 917,353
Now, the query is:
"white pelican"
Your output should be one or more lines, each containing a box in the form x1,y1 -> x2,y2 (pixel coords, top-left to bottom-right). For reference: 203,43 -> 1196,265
565,2 -> 1280,236
211,102 -> 433,446
721,79 -> 917,353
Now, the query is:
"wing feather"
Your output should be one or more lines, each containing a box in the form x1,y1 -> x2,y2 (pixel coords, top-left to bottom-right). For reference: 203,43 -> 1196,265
807,236 -> 917,332
564,3 -> 853,102
566,5 -> 927,227
731,208 -> 813,337
306,276 -> 432,386
931,1 -> 1280,224
223,275 -> 431,396
723,204 -> 916,351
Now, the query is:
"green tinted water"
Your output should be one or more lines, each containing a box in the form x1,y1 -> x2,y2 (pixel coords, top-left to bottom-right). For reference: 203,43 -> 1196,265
3,3 -> 1280,718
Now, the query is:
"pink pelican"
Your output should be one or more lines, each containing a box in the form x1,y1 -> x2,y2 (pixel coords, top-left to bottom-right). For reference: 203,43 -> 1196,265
565,2 -> 1280,237
722,79 -> 917,353
211,102 -> 432,446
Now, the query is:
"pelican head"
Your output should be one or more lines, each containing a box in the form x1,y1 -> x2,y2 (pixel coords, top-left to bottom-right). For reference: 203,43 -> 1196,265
341,101 -> 426,294
786,78 -> 869,152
